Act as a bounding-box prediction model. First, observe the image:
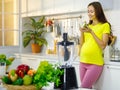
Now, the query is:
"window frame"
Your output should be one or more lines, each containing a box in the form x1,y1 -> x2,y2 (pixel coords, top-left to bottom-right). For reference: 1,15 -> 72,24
0,0 -> 22,53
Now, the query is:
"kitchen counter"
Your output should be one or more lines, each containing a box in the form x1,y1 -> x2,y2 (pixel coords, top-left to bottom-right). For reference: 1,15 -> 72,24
8,53 -> 120,90
14,53 -> 80,65
104,57 -> 120,66
15,53 -> 120,66
106,61 -> 120,66
14,53 -> 58,60
14,53 -> 120,67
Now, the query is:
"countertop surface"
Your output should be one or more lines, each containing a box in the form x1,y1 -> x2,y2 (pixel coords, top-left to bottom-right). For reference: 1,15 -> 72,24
14,53 -> 120,66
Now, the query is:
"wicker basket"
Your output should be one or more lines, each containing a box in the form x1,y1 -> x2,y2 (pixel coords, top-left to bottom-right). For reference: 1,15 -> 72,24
3,84 -> 38,90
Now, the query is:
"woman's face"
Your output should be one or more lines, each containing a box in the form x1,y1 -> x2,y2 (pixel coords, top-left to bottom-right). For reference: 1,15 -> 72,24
88,5 -> 96,20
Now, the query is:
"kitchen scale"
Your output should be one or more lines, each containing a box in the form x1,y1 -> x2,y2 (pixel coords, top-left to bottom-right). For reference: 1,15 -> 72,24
54,33 -> 78,90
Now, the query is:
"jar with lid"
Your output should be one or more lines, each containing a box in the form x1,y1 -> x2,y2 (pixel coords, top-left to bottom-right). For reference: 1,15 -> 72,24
0,62 -> 6,77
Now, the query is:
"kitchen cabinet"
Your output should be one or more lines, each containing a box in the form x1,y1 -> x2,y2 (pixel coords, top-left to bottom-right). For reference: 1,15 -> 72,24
13,53 -> 59,69
41,0 -> 54,15
94,64 -> 120,90
21,0 -> 113,17
74,0 -> 93,12
20,56 -> 58,70
21,57 -> 40,70
21,0 -> 42,17
74,0 -> 113,12
27,0 -> 42,16
27,0 -> 41,12
21,0 -> 27,14
27,0 -> 55,16
53,0 -> 113,14
54,0 -> 74,14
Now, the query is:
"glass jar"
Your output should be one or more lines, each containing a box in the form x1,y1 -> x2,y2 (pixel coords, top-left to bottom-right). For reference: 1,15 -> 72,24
0,62 -> 6,77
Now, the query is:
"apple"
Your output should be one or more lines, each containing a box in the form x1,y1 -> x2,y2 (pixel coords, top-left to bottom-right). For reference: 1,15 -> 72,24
23,75 -> 32,85
10,73 -> 18,82
16,69 -> 24,78
8,69 -> 18,82
17,64 -> 30,74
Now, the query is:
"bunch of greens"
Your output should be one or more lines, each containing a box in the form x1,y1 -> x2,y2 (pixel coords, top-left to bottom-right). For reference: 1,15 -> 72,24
33,61 -> 63,89
0,54 -> 14,65
0,54 -> 6,63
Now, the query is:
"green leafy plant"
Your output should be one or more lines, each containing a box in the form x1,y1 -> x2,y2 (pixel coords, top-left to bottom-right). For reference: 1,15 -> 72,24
33,61 -> 63,89
0,54 -> 14,66
22,16 -> 48,48
0,54 -> 6,63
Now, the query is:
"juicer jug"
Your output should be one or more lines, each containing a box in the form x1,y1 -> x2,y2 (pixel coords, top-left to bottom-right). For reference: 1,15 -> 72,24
57,33 -> 74,67
55,33 -> 78,90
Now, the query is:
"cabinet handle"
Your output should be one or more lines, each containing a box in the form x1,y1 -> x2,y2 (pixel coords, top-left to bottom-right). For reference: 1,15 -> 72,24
107,66 -> 120,70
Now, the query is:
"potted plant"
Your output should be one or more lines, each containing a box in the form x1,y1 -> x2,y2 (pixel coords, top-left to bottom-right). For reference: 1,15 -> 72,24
22,16 -> 48,53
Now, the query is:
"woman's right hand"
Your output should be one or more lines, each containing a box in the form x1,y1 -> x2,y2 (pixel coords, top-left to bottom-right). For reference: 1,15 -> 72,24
80,27 -> 87,33
80,27 -> 92,33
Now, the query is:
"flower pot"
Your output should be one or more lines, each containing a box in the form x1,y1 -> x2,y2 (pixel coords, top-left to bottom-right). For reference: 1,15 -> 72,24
31,44 -> 42,53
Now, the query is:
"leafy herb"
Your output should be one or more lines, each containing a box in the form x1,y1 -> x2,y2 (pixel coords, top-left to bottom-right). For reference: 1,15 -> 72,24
33,61 -> 63,89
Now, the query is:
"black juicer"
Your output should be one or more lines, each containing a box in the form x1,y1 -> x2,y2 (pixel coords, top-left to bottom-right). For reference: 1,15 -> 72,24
54,33 -> 78,90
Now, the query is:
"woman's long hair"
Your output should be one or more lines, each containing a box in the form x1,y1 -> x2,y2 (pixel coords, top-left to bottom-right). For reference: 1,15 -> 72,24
88,2 -> 108,24
88,2 -> 112,45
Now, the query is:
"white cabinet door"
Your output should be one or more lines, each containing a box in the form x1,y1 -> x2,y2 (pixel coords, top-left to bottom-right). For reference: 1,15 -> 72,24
27,0 -> 42,16
74,0 -> 93,12
41,0 -> 54,15
28,0 -> 41,12
54,0 -> 74,14
20,55 -> 58,70
94,65 -> 120,90
21,0 -> 41,17
21,57 -> 40,70
74,0 -> 113,12
21,0 -> 113,17
21,0 -> 27,14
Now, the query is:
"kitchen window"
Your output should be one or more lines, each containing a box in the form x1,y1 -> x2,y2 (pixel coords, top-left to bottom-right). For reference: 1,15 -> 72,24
0,0 -> 21,47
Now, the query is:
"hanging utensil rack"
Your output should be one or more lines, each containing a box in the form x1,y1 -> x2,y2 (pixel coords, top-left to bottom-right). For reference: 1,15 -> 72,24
52,15 -> 82,20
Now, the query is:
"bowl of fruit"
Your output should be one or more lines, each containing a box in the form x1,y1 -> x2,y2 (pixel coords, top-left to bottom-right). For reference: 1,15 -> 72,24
2,64 -> 36,90
2,61 -> 63,90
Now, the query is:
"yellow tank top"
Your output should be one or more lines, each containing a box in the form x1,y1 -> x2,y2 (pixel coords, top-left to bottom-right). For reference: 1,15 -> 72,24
80,23 -> 110,65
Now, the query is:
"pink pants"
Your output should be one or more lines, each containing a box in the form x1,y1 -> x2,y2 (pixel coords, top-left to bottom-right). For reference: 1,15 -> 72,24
80,62 -> 103,89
